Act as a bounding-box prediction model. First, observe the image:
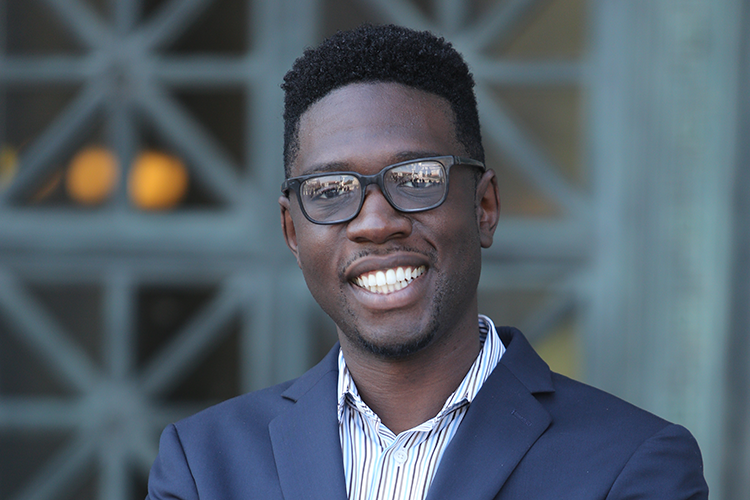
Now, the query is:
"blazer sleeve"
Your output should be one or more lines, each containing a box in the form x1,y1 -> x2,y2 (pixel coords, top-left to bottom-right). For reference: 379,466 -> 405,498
606,424 -> 708,499
147,424 -> 200,500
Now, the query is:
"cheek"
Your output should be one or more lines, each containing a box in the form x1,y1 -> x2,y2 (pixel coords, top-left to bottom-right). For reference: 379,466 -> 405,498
294,224 -> 343,289
427,203 -> 482,274
297,233 -> 326,273
434,191 -> 481,246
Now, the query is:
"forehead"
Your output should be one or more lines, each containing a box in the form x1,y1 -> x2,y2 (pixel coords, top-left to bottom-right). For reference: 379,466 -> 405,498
294,82 -> 462,176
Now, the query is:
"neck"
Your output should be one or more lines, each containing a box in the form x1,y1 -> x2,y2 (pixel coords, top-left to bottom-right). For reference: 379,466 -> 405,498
339,314 -> 480,435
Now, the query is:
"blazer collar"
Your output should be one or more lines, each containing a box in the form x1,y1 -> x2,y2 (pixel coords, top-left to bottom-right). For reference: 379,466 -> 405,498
496,326 -> 555,394
426,327 -> 555,500
270,328 -> 554,500
270,344 -> 348,500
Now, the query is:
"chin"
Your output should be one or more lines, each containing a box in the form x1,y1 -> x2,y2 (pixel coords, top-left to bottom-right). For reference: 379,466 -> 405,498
344,320 -> 438,360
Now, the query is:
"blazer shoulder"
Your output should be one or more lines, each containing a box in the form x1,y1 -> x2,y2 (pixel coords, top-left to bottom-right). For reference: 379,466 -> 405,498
149,345 -> 341,499
489,328 -> 707,497
544,370 -> 671,434
497,326 -> 671,436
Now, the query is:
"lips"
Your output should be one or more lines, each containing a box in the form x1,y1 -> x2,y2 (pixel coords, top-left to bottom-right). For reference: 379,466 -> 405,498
353,265 -> 426,294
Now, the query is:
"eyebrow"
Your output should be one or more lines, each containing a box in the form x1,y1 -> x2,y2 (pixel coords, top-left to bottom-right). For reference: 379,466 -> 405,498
300,150 -> 444,176
301,162 -> 352,175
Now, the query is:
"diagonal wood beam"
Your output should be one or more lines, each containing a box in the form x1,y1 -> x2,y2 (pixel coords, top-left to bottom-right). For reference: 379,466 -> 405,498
135,0 -> 214,50
138,278 -> 240,396
112,0 -> 141,35
476,84 -> 589,217
460,0 -> 550,51
42,0 -> 112,49
9,431 -> 97,500
0,268 -> 99,392
0,81 -> 106,206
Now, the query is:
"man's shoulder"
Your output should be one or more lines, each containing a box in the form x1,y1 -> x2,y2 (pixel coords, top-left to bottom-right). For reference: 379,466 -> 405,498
545,370 -> 672,433
148,346 -> 342,498
485,326 -> 706,497
495,325 -> 677,439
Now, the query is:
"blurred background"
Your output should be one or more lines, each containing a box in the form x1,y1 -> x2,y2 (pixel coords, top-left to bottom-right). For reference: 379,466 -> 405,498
0,0 -> 746,498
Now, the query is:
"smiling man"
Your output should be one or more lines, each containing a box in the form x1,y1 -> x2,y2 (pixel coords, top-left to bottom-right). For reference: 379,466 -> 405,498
147,24 -> 708,500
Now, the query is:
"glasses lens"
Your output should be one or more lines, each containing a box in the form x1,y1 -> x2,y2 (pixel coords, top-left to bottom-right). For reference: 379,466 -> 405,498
300,174 -> 361,222
384,161 -> 446,210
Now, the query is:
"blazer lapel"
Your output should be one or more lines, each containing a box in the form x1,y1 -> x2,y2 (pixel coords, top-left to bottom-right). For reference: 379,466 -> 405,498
269,346 -> 348,500
426,328 -> 554,500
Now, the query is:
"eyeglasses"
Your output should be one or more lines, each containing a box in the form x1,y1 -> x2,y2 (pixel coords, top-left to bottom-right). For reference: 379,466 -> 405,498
281,156 -> 485,225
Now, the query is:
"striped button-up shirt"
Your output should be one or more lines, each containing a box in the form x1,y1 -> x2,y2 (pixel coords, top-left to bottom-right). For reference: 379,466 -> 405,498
337,315 -> 505,500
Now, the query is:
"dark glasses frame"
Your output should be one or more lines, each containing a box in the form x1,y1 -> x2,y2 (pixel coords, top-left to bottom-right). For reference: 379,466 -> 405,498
281,155 -> 485,225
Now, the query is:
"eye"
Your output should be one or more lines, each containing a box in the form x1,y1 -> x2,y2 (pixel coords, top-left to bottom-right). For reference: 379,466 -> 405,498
302,176 -> 358,201
399,176 -> 441,189
313,185 -> 343,199
390,163 -> 445,190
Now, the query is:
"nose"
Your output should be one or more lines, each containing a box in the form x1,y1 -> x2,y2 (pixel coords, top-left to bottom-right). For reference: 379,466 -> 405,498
346,185 -> 412,244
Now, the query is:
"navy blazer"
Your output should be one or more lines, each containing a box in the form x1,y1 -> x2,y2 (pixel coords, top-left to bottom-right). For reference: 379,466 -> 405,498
147,327 -> 708,499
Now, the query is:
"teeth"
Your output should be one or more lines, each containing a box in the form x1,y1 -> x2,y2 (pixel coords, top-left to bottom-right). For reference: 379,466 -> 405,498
353,265 -> 426,294
376,271 -> 386,286
386,269 -> 396,285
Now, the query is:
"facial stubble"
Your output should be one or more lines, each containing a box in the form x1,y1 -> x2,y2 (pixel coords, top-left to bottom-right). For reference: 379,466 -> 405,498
336,263 -> 448,360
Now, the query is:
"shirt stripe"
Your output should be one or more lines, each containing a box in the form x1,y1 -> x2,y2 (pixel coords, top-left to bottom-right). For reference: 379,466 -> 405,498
338,315 -> 505,500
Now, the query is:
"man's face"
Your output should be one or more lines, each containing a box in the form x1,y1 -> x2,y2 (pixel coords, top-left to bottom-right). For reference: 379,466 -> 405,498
280,82 -> 499,359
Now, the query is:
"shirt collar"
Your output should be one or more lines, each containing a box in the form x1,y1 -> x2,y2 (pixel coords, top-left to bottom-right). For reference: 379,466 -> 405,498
336,315 -> 505,424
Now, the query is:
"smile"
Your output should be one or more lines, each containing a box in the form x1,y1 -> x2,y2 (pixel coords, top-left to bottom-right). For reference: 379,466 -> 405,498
353,265 -> 426,294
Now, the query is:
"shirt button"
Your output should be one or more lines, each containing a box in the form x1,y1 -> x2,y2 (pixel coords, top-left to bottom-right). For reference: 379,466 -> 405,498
394,449 -> 407,464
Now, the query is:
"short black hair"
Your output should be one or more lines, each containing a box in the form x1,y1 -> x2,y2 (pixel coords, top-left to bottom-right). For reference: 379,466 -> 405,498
281,24 -> 483,177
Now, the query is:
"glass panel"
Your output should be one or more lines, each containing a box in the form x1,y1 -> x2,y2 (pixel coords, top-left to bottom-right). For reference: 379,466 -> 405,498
485,144 -> 562,217
5,2 -> 85,55
4,86 -> 82,153
137,285 -> 219,368
166,319 -> 241,403
532,315 -> 580,379
27,283 -> 104,370
0,310 -> 75,396
0,431 -> 76,498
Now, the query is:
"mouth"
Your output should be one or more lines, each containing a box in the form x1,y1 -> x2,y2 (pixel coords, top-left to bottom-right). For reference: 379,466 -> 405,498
353,265 -> 426,294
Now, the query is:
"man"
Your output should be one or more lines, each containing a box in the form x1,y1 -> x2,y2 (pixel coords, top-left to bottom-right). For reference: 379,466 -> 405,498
147,24 -> 708,499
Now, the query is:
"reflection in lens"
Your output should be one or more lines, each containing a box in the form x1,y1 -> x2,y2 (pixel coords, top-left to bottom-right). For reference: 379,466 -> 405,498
386,161 -> 445,210
302,174 -> 360,222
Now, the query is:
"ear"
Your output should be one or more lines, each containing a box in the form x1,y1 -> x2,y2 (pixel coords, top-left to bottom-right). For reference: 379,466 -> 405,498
279,195 -> 302,267
475,169 -> 501,248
